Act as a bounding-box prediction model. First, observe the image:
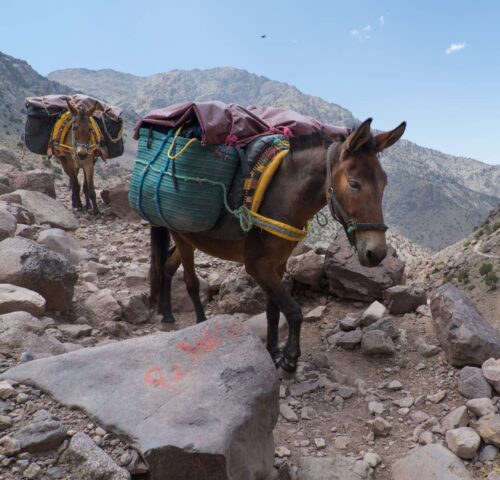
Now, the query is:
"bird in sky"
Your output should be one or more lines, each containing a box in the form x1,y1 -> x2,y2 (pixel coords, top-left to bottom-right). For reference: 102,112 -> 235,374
261,34 -> 266,38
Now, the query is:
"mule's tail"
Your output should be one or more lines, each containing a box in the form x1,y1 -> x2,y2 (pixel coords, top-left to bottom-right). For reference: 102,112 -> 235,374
150,226 -> 170,305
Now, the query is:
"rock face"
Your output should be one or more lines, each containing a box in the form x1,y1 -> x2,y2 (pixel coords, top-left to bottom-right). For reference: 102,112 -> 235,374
0,237 -> 77,311
0,283 -> 46,316
392,444 -> 473,480
60,432 -> 130,480
37,228 -> 89,265
286,250 -> 324,286
430,283 -> 500,367
477,415 -> 500,447
101,183 -> 141,221
84,289 -> 122,323
0,166 -> 56,198
324,230 -> 404,302
0,209 -> 17,241
458,366 -> 492,399
218,268 -> 266,314
13,189 -> 79,230
445,427 -> 481,459
383,285 -> 427,314
0,311 -> 67,358
0,316 -> 279,480
482,358 -> 500,393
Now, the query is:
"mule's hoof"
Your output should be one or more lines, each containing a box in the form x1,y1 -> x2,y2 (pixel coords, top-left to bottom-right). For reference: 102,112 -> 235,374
278,355 -> 297,374
158,321 -> 177,332
270,351 -> 282,368
277,367 -> 296,381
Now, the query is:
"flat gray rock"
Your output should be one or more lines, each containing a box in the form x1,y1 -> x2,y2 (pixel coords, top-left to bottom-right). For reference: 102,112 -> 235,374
392,444 -> 472,479
13,189 -> 78,230
430,283 -> 500,367
0,315 -> 279,480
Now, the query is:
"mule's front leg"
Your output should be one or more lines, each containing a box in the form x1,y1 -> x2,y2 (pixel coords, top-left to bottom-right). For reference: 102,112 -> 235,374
246,259 -> 302,373
266,297 -> 282,366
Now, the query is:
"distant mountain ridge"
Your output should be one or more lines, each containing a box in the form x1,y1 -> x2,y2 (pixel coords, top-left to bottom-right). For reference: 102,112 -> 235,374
0,51 -> 497,250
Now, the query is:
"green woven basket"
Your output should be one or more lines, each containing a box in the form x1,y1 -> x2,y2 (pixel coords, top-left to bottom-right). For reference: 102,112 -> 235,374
129,128 -> 240,232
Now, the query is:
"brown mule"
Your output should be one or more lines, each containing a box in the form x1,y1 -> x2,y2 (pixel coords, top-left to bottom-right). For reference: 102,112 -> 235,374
150,118 -> 406,373
56,100 -> 100,215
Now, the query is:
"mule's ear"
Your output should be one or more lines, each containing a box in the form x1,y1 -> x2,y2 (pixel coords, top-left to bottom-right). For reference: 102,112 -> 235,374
374,122 -> 406,152
66,99 -> 78,116
345,118 -> 372,153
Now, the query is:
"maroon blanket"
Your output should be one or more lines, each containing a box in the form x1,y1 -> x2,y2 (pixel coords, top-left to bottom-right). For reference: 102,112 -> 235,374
134,101 -> 349,145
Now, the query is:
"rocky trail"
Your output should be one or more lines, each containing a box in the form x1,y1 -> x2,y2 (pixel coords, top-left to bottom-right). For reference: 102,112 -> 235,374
0,162 -> 499,480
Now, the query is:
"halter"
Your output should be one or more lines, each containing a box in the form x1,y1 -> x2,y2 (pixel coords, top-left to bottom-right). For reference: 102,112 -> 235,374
326,143 -> 388,247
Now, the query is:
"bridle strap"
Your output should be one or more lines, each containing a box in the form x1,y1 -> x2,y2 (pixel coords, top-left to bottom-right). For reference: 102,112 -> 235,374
326,143 -> 388,247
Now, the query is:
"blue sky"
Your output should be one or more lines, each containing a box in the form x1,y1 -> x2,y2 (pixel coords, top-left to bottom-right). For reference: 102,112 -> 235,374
1,0 -> 499,164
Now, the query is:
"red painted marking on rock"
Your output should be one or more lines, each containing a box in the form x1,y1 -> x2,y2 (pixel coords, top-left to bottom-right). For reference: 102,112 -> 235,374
143,365 -> 190,393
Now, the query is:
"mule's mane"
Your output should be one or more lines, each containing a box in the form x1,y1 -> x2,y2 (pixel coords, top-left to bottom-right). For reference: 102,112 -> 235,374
288,133 -> 333,153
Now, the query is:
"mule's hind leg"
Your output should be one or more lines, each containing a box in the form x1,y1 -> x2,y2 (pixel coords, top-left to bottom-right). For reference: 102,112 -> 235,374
171,232 -> 207,323
159,247 -> 181,325
150,226 -> 181,326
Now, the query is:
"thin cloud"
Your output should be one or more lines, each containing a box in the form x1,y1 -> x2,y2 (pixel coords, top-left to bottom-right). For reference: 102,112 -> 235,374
446,42 -> 466,55
351,25 -> 371,42
378,16 -> 385,26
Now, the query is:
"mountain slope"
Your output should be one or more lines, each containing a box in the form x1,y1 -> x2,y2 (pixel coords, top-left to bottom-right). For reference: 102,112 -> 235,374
0,51 -> 72,142
48,66 -> 500,250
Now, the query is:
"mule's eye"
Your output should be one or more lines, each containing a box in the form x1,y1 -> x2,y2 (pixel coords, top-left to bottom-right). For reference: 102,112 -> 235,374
348,180 -> 361,191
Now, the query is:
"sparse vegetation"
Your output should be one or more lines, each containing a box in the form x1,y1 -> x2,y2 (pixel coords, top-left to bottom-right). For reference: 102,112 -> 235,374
484,272 -> 499,288
458,269 -> 469,284
493,221 -> 500,232
479,262 -> 493,276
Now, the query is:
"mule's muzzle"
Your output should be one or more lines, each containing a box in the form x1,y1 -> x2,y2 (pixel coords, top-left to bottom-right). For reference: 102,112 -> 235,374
77,149 -> 88,160
358,244 -> 387,267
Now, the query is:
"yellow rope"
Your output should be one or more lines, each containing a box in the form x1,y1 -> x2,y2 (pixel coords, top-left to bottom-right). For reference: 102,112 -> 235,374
167,127 -> 198,159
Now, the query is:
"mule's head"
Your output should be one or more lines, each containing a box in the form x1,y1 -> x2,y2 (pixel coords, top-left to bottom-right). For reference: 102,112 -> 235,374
327,118 -> 406,267
66,99 -> 96,161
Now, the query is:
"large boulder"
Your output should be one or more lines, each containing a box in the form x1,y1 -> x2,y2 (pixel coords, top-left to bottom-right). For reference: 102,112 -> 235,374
218,267 -> 266,314
0,237 -> 77,311
324,230 -> 405,302
430,283 -> 500,367
383,285 -> 427,314
84,289 -> 122,323
37,228 -> 89,265
392,444 -> 473,479
0,316 -> 279,480
0,284 -> 46,316
101,183 -> 141,221
0,165 -> 55,198
0,311 -> 67,358
12,189 -> 78,230
286,250 -> 324,286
